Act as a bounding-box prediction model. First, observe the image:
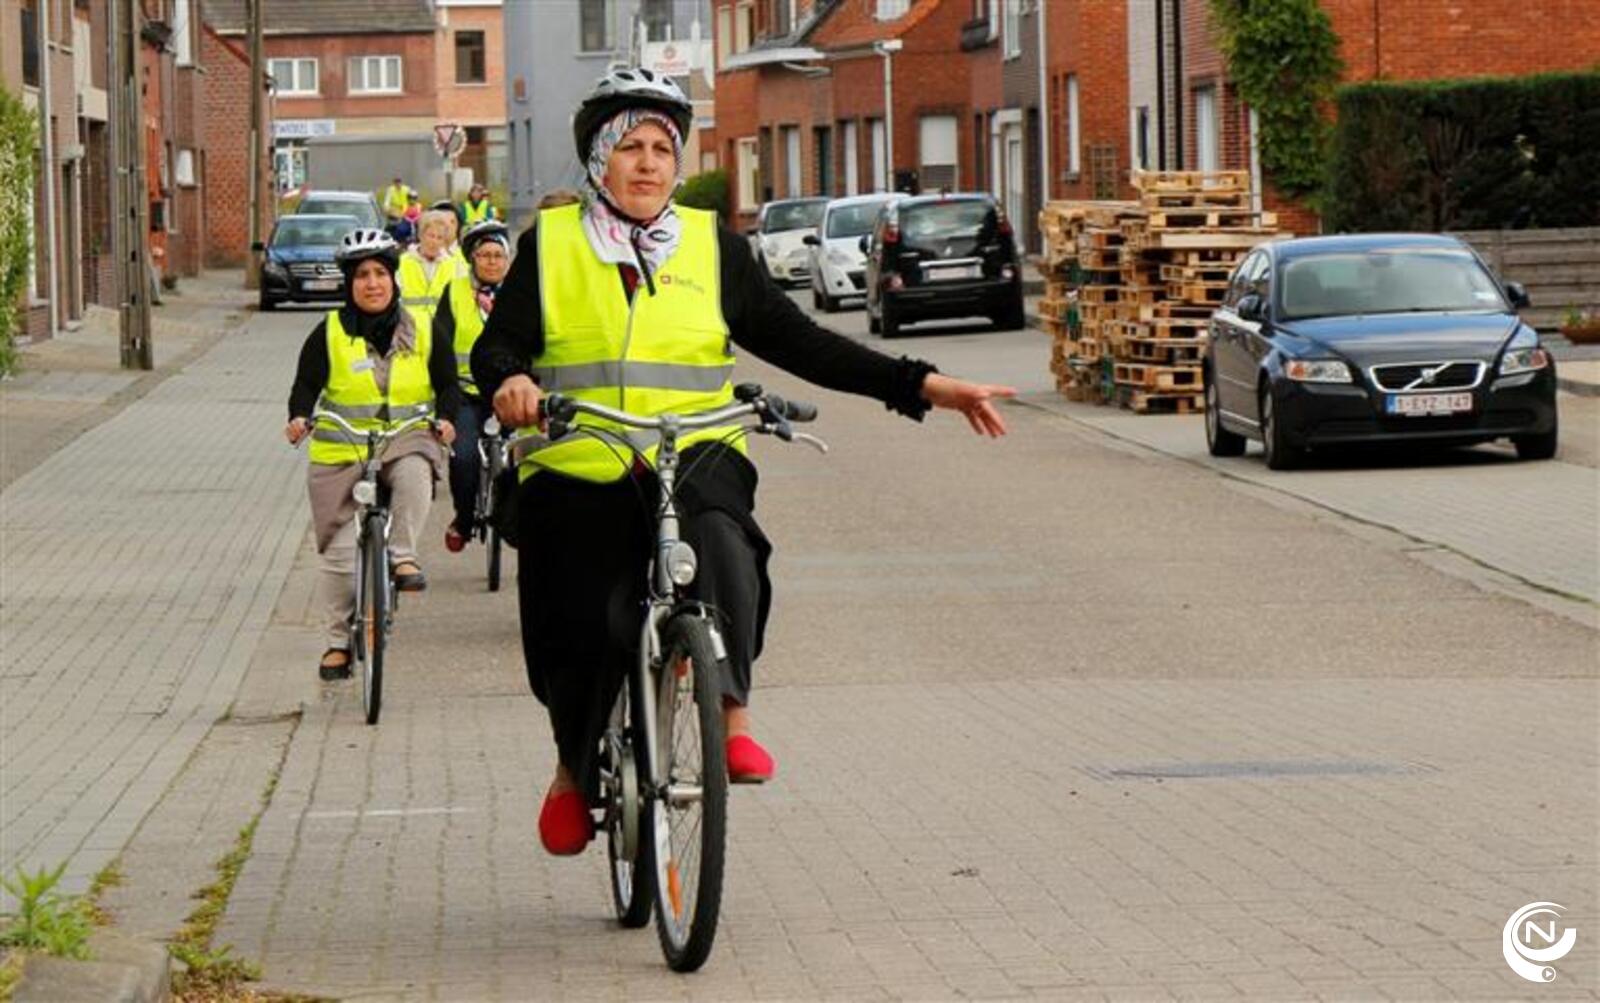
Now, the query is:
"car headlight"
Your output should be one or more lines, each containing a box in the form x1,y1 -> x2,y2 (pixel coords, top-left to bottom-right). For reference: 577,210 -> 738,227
1499,346 -> 1549,375
263,260 -> 287,278
1284,359 -> 1352,383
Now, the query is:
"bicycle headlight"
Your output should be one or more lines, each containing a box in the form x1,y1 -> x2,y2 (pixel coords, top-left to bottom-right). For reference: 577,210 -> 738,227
352,480 -> 378,506
483,415 -> 502,436
666,541 -> 698,586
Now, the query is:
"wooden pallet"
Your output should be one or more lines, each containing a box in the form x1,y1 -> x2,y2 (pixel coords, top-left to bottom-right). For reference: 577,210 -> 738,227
1148,315 -> 1213,337
1159,263 -> 1235,284
1113,362 -> 1203,391
1123,336 -> 1207,364
1152,301 -> 1220,320
1118,388 -> 1207,414
1132,170 -> 1251,193
1159,247 -> 1250,267
1149,209 -> 1278,231
1037,297 -> 1073,321
1147,229 -> 1283,250
1170,282 -> 1230,306
1141,189 -> 1253,210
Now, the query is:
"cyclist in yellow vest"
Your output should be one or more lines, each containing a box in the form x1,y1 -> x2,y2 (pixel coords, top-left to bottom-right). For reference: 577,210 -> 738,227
472,69 -> 1015,855
381,175 -> 409,226
396,209 -> 463,329
436,219 -> 512,553
460,183 -> 498,226
285,228 -> 460,680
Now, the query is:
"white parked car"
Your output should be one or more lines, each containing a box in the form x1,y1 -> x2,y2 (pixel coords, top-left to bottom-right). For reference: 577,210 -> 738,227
750,198 -> 828,285
804,194 -> 901,312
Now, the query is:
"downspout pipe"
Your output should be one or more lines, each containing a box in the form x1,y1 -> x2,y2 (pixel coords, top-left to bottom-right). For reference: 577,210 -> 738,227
40,0 -> 61,336
1036,0 -> 1049,203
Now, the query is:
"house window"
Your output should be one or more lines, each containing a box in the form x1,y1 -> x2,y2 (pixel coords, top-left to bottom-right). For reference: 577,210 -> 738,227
918,114 -> 957,192
1001,0 -> 1021,59
736,137 -> 760,211
21,0 -> 40,87
640,0 -> 672,41
770,0 -> 796,36
716,5 -> 732,66
26,157 -> 39,299
875,0 -> 909,19
869,118 -> 886,193
579,0 -> 612,52
842,120 -> 859,196
1066,74 -> 1081,175
348,55 -> 402,95
781,125 -> 801,197
734,2 -> 754,53
176,149 -> 196,187
173,0 -> 193,65
1135,105 -> 1150,170
814,126 -> 833,194
269,58 -> 318,96
455,30 -> 486,84
1194,85 -> 1219,171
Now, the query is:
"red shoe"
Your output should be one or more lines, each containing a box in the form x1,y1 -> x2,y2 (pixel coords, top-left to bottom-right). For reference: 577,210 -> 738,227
444,525 -> 467,553
538,789 -> 593,855
726,735 -> 775,784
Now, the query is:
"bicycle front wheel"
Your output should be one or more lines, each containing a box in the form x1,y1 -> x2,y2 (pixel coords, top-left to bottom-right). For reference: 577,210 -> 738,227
362,512 -> 388,725
485,524 -> 502,593
651,614 -> 728,972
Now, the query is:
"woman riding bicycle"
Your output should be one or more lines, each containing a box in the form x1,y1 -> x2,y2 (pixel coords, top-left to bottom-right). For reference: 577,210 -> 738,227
438,220 -> 513,553
285,228 -> 461,680
472,68 -> 1014,856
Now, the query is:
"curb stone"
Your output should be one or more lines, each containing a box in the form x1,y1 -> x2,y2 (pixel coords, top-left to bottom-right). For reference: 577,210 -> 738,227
12,930 -> 171,1003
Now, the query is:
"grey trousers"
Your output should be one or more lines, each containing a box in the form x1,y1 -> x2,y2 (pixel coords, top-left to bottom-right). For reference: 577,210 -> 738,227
318,452 -> 434,650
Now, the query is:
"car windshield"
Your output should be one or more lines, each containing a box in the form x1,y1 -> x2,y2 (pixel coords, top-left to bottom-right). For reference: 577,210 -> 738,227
299,198 -> 378,225
898,201 -> 999,257
1278,249 -> 1506,320
826,201 -> 889,238
272,217 -> 358,248
763,201 -> 825,232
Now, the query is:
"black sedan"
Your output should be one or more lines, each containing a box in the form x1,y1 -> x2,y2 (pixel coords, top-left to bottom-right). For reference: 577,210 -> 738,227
256,214 -> 361,311
1203,234 -> 1558,469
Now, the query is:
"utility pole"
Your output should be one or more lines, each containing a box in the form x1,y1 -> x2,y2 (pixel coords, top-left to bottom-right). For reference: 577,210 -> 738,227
112,0 -> 153,369
246,0 -> 265,290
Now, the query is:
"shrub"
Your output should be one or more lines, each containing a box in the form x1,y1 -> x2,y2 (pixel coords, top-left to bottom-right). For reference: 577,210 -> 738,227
0,90 -> 38,377
676,169 -> 730,223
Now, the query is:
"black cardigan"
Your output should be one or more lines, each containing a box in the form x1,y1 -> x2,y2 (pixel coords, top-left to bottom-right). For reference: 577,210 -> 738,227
287,306 -> 463,422
470,220 -> 936,418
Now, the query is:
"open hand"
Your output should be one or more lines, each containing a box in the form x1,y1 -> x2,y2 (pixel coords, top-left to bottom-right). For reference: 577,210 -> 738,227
920,373 -> 1017,437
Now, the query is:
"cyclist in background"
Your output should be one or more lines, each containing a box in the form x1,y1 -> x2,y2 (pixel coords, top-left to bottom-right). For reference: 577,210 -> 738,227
438,220 -> 513,554
397,210 -> 464,328
472,68 -> 1015,855
461,183 -> 499,226
382,175 -> 409,227
285,229 -> 460,680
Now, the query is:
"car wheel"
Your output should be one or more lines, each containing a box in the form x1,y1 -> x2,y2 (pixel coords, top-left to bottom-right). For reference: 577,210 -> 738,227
258,292 -> 276,312
1205,374 -> 1246,457
881,295 -> 902,339
992,296 -> 1026,331
812,287 -> 824,311
1513,421 -> 1558,461
1260,385 -> 1302,471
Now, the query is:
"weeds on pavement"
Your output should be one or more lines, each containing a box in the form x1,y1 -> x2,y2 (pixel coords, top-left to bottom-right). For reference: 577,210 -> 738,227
0,862 -> 94,960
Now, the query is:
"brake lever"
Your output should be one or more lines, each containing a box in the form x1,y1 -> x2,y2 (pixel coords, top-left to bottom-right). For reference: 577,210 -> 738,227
792,432 -> 829,454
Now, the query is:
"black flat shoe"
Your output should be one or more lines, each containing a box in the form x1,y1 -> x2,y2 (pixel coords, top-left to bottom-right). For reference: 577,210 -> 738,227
393,563 -> 428,592
319,648 -> 352,681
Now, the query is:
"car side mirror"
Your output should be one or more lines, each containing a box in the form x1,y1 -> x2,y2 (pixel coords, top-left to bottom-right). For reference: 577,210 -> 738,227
251,241 -> 266,253
1236,293 -> 1267,322
801,233 -> 819,246
1505,281 -> 1530,309
858,235 -> 870,254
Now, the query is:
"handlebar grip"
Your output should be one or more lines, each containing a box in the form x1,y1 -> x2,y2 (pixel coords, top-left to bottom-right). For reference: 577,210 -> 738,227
547,418 -> 569,441
782,398 -> 818,423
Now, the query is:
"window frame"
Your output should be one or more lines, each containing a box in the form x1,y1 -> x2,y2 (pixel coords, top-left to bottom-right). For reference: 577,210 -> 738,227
454,29 -> 487,85
269,57 -> 319,97
736,137 -> 761,212
578,0 -> 613,53
347,55 -> 402,96
875,0 -> 910,20
1066,74 -> 1081,176
1194,84 -> 1220,172
1001,0 -> 1021,59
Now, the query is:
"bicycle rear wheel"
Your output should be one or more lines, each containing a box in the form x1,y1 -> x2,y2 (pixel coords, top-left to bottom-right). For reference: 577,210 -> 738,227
603,675 -> 655,928
485,524 -> 502,593
651,614 -> 727,972
362,512 -> 388,725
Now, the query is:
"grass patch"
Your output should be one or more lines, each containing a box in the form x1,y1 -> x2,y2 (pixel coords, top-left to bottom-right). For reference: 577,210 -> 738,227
0,862 -> 94,961
0,950 -> 25,1002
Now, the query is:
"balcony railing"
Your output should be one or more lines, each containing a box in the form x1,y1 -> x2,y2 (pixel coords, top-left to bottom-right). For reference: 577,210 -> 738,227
959,16 -> 993,52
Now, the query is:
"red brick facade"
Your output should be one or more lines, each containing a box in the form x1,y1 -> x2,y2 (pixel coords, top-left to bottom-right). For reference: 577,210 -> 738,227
1044,0 -> 1132,202
201,23 -> 272,269
265,33 -> 438,123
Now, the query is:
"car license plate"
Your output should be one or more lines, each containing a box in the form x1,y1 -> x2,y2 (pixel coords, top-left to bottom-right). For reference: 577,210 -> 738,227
303,279 -> 340,292
1386,392 -> 1472,416
926,264 -> 980,281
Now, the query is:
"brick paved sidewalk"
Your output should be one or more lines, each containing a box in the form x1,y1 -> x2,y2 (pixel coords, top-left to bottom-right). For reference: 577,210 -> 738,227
0,307 -> 309,902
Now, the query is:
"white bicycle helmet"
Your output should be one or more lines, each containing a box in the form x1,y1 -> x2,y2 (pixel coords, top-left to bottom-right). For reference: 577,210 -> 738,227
572,67 -> 694,162
335,228 -> 401,269
460,219 -> 511,258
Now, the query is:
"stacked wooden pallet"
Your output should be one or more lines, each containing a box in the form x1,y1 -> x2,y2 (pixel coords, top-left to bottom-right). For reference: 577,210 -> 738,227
1038,171 -> 1286,413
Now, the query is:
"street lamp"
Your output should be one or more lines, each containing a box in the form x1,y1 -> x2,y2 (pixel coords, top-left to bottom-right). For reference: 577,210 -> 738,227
873,38 -> 902,193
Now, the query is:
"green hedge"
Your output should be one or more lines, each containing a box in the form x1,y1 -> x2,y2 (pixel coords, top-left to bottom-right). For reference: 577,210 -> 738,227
676,169 -> 730,223
1326,71 -> 1600,232
0,90 -> 38,376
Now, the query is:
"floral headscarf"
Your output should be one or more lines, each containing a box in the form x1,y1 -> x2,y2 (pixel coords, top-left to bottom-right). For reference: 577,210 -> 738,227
581,109 -> 686,283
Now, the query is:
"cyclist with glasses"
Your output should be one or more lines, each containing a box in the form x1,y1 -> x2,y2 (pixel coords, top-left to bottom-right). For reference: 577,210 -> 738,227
285,228 -> 461,680
472,68 -> 1015,856
439,219 -> 513,553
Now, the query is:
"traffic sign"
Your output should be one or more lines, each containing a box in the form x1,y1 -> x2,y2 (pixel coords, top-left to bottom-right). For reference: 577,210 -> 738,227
433,123 -> 466,159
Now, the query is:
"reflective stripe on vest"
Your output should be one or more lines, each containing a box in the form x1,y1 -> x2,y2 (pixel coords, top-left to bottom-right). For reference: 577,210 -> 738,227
307,310 -> 436,466
396,252 -> 461,326
518,202 -> 741,484
447,274 -> 485,395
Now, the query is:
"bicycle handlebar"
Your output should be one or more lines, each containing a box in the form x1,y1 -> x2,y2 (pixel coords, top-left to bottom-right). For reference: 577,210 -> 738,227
307,410 -> 437,447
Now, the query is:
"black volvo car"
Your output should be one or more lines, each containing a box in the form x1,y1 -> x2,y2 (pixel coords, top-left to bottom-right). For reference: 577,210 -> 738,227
862,193 -> 1026,338
1203,234 -> 1558,469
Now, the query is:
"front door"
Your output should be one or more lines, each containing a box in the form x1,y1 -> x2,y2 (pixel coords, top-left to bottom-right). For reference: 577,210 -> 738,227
1002,124 -> 1023,242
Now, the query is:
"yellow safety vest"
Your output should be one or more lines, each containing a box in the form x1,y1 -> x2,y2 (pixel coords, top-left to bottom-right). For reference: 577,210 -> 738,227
518,202 -> 741,484
396,251 -> 461,328
308,310 -> 435,466
463,199 -> 495,225
447,273 -> 487,396
382,184 -> 409,218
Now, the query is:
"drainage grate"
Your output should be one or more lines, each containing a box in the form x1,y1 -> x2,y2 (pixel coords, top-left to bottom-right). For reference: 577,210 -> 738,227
1081,759 -> 1437,781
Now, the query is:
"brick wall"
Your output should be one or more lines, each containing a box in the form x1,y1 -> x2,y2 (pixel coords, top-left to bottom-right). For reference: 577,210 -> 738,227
1047,0 -> 1131,202
436,6 -> 505,126
201,24 -> 269,268
263,32 -> 437,122
1323,0 -> 1600,83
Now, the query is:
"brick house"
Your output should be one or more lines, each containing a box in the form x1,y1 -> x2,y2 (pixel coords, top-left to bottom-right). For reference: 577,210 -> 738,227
199,17 -> 273,267
1044,0 -> 1131,205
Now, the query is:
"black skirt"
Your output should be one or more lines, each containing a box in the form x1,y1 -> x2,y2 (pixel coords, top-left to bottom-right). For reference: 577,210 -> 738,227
513,443 -> 772,794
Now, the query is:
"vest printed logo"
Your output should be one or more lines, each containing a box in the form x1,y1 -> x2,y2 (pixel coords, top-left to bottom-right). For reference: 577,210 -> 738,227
659,273 -> 707,296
